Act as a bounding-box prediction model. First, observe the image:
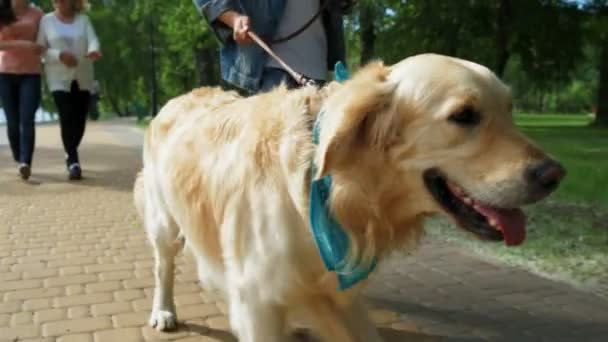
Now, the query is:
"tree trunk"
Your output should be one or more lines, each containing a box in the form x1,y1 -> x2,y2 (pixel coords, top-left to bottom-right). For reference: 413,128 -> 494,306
107,95 -> 125,117
195,47 -> 219,87
148,12 -> 159,117
595,41 -> 608,126
495,0 -> 511,77
359,2 -> 376,65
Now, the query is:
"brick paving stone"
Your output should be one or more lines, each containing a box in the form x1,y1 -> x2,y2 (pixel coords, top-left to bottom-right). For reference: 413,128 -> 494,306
114,289 -> 145,302
0,301 -> 21,314
13,338 -> 54,342
99,270 -> 133,281
93,327 -> 143,342
5,287 -> 63,301
91,302 -> 132,316
23,298 -> 52,311
43,317 -> 112,336
67,306 -> 91,319
1,120 -> 608,341
177,303 -> 221,320
141,325 -> 192,340
174,293 -> 206,306
10,311 -> 33,325
46,274 -> 98,287
56,334 -> 93,342
22,268 -> 59,280
0,324 -> 40,339
111,311 -> 149,328
54,293 -> 113,308
34,308 -> 66,324
85,280 -> 122,293
205,316 -> 231,331
0,313 -> 10,326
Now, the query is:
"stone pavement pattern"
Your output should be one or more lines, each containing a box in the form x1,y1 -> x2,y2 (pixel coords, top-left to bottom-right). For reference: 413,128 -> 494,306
0,120 -> 607,342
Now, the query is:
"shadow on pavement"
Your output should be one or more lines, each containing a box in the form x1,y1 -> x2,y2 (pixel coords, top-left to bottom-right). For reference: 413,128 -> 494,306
181,321 -> 448,342
0,144 -> 142,196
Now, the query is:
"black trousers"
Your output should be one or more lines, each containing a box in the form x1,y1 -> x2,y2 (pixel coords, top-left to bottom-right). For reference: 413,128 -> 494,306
52,81 -> 90,166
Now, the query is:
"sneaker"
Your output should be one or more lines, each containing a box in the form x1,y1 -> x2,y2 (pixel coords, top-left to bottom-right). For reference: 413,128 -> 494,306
68,163 -> 82,180
18,163 -> 31,181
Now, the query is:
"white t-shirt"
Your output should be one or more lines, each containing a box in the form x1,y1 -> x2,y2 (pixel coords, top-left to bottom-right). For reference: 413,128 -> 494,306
37,13 -> 100,92
266,0 -> 328,81
54,20 -> 79,55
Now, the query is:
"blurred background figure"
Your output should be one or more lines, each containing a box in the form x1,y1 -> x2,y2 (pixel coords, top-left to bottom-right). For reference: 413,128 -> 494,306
0,0 -> 44,180
37,0 -> 101,180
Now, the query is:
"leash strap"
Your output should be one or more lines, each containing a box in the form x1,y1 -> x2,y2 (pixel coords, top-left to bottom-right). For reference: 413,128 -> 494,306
248,31 -> 315,87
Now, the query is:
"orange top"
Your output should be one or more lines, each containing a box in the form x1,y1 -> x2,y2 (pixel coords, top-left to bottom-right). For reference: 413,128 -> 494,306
0,7 -> 44,74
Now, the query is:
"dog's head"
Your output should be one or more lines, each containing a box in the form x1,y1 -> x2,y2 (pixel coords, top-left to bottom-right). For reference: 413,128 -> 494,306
316,54 -> 565,251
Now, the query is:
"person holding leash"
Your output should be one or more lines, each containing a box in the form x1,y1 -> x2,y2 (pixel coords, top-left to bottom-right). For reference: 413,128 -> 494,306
194,0 -> 355,94
0,0 -> 44,180
37,0 -> 101,180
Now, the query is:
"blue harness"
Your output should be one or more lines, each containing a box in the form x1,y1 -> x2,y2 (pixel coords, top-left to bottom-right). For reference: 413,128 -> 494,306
308,62 -> 377,291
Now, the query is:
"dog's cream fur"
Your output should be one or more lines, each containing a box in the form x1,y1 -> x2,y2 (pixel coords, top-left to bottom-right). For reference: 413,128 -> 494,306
134,54 -> 555,341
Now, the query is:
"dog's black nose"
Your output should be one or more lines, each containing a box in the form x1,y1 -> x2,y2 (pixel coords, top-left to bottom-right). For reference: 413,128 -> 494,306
525,159 -> 566,193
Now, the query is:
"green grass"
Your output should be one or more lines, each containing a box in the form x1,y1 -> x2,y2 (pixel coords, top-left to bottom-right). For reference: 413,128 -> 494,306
429,113 -> 608,291
515,113 -> 607,207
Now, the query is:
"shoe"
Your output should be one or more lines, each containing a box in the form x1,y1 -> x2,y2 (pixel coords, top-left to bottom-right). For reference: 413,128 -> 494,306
18,163 -> 31,180
68,163 -> 82,180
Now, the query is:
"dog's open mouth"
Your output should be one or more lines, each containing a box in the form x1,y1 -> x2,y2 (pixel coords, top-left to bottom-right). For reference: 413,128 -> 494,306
423,169 -> 526,246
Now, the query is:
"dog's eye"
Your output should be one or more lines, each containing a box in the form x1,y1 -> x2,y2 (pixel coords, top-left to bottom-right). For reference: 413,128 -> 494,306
448,108 -> 481,126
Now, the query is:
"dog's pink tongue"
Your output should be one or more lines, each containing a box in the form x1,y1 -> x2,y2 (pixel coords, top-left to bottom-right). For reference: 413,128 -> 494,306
475,205 -> 526,246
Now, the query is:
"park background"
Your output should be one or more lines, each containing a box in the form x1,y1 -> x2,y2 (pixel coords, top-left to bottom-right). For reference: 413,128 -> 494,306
1,0 -> 607,295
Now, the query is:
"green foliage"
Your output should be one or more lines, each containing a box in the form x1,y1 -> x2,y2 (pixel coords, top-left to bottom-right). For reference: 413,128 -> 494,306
515,113 -> 608,206
53,0 -> 221,117
49,0 -> 603,117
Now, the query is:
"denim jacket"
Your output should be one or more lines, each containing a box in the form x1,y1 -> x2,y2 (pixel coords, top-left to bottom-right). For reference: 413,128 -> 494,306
193,0 -> 352,92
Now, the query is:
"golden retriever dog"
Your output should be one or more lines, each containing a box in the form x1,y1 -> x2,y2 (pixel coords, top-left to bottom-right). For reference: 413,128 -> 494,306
134,53 -> 565,342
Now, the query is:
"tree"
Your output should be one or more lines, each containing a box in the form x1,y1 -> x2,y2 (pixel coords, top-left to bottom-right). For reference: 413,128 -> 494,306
584,0 -> 608,125
358,0 -> 377,65
598,40 -> 608,125
495,0 -> 512,77
85,0 -> 219,118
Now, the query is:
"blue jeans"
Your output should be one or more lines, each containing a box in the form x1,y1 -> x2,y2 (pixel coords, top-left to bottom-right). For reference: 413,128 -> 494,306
0,73 -> 41,166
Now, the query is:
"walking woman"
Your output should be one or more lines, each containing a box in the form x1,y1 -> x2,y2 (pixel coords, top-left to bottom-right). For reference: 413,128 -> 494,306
0,0 -> 44,180
37,0 -> 100,180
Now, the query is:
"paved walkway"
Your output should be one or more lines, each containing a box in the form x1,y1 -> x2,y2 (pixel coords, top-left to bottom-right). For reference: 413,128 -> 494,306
0,120 -> 607,342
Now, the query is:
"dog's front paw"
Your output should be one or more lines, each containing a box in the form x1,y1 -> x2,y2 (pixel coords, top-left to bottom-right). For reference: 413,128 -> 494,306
149,310 -> 177,331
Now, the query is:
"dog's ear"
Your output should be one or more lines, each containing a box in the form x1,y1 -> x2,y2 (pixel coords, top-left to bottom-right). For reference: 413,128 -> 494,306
315,62 -> 397,179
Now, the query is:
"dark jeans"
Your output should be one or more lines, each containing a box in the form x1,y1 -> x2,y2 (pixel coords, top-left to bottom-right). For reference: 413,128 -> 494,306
0,73 -> 41,165
258,67 -> 326,94
52,81 -> 90,166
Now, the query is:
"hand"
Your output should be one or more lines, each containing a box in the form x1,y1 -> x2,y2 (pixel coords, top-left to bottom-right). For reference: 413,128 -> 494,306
217,11 -> 253,45
59,51 -> 78,67
87,51 -> 102,61
231,15 -> 253,45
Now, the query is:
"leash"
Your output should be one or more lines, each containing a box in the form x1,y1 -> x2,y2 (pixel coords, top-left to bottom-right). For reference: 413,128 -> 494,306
247,31 -> 317,87
245,1 -> 331,87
